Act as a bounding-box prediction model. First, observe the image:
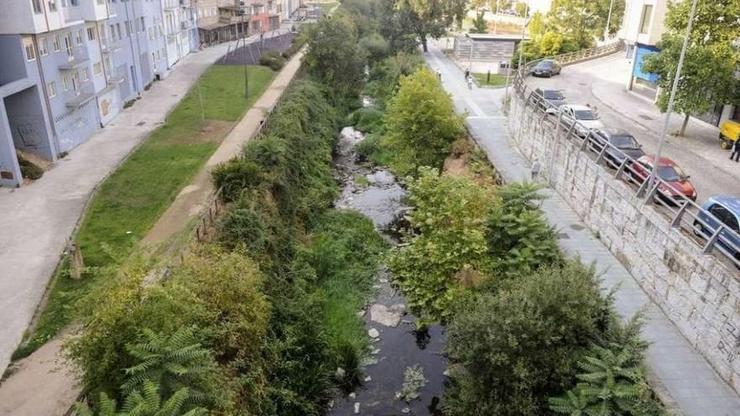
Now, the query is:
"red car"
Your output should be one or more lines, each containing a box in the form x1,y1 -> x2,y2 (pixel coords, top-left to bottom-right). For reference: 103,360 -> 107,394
629,155 -> 697,203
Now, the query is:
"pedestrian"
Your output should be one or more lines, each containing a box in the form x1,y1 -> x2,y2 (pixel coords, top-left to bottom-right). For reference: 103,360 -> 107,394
531,158 -> 541,181
731,140 -> 740,162
467,76 -> 473,90
464,68 -> 470,80
437,70 -> 442,81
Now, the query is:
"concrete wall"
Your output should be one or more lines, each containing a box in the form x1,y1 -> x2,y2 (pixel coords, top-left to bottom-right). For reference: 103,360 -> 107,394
508,93 -> 740,394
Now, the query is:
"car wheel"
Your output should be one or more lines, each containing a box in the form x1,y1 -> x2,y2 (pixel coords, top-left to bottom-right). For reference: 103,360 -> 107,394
692,220 -> 705,238
720,138 -> 732,150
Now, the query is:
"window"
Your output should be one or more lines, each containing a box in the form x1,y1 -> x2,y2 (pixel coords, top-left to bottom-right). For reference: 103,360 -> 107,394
38,37 -> 48,56
140,17 -> 145,32
116,23 -> 122,40
62,73 -> 70,90
47,81 -> 57,97
32,0 -> 43,13
148,27 -> 154,40
70,0 -> 78,5
96,0 -> 104,4
76,29 -> 83,45
93,62 -> 102,75
24,41 -> 36,61
639,5 -> 653,34
125,21 -> 131,37
48,0 -> 57,11
87,27 -> 96,41
82,67 -> 89,81
52,35 -> 60,51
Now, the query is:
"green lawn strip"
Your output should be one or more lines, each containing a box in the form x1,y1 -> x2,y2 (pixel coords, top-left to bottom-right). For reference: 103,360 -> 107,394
14,65 -> 275,359
473,73 -> 509,87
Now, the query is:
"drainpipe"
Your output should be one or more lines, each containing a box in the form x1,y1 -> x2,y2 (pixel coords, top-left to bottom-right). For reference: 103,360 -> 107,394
31,35 -> 61,158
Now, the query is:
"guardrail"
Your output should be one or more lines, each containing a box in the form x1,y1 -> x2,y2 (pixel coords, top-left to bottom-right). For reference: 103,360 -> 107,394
509,68 -> 740,270
518,39 -> 625,73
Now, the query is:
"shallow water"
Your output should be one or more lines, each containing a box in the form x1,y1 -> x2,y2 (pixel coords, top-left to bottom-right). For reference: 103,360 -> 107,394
330,127 -> 447,416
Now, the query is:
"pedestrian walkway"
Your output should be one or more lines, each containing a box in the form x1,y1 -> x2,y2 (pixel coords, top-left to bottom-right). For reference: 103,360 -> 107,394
425,40 -> 740,416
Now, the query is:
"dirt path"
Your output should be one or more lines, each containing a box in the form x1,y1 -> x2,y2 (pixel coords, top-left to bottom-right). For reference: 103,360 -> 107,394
142,50 -> 304,249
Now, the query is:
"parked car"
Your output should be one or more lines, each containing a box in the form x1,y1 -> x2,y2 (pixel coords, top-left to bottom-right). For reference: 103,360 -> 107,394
533,88 -> 567,112
693,196 -> 740,262
629,155 -> 697,203
531,59 -> 561,77
719,119 -> 739,149
557,104 -> 605,137
588,128 -> 645,167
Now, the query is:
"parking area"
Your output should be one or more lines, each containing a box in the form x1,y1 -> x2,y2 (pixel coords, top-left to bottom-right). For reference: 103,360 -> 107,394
525,53 -> 740,200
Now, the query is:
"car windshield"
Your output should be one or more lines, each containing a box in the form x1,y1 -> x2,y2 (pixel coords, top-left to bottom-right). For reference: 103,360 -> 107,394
656,165 -> 685,182
537,61 -> 554,69
611,135 -> 639,148
544,91 -> 564,100
574,110 -> 597,120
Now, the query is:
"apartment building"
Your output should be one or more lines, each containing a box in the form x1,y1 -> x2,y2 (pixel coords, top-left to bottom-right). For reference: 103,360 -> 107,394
621,0 -> 736,126
0,0 -> 198,187
195,0 -> 290,46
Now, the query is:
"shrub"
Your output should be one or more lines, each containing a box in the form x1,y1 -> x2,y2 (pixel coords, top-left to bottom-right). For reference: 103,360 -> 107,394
388,167 -> 494,321
305,15 -> 366,97
486,182 -> 562,282
356,132 -> 393,166
259,51 -> 286,71
359,32 -> 390,64
18,156 -> 43,180
365,52 -> 424,108
352,107 -> 385,133
444,261 -> 612,416
384,68 -> 464,176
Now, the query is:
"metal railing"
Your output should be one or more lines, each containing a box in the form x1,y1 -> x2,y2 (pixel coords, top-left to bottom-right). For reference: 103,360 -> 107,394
509,68 -> 740,269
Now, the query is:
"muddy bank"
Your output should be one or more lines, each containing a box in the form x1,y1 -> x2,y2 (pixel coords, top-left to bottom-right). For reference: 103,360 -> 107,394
330,127 -> 447,415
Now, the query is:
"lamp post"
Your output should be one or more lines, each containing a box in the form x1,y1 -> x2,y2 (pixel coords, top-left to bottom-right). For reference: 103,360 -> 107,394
241,4 -> 249,98
504,2 -> 528,103
604,0 -> 615,41
645,0 -> 699,199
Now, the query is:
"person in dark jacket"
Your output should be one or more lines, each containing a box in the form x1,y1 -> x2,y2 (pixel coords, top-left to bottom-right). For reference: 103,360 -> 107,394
731,139 -> 740,162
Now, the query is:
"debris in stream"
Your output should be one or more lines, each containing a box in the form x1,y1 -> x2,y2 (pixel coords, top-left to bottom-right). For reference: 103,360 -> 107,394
368,328 -> 380,339
370,303 -> 406,327
396,365 -> 428,403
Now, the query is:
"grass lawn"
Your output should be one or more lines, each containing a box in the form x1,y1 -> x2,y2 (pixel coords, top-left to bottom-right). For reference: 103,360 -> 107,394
13,65 -> 275,359
473,72 -> 510,87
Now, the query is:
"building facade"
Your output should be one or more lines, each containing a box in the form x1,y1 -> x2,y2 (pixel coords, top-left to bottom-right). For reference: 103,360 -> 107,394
0,0 -> 199,187
621,0 -> 736,127
195,0 -> 288,46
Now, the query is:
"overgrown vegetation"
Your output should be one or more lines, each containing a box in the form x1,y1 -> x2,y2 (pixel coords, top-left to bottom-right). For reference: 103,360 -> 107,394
15,65 -> 275,359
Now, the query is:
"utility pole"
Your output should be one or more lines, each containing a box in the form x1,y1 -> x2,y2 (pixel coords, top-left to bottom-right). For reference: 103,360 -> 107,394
242,6 -> 249,98
646,0 -> 699,199
604,0 -> 615,40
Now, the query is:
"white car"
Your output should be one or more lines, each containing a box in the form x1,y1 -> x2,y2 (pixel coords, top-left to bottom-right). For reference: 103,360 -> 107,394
555,104 -> 605,137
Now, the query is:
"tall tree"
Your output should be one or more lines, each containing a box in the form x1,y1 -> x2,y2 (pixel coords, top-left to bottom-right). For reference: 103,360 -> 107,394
305,16 -> 366,97
642,0 -> 740,136
549,0 -> 625,47
395,0 -> 457,52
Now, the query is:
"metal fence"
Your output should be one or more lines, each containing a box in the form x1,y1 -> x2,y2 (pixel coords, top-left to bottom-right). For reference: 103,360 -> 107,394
520,40 -> 626,72
508,67 -> 740,269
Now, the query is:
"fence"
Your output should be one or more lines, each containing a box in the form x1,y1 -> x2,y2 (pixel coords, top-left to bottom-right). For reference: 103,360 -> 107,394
507,64 -> 740,392
520,39 -> 625,72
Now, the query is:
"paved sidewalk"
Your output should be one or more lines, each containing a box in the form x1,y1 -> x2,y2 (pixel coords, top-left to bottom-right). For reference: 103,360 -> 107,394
426,40 -> 740,415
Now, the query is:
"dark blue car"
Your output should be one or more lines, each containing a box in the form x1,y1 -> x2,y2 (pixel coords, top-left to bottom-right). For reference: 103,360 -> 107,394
694,196 -> 740,262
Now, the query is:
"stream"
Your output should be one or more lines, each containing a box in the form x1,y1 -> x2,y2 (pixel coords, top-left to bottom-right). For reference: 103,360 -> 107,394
329,126 -> 447,416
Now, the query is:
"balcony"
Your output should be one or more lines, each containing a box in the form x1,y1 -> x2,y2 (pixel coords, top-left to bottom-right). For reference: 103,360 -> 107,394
62,4 -> 84,26
64,86 -> 95,109
100,39 -> 121,54
58,46 -> 90,70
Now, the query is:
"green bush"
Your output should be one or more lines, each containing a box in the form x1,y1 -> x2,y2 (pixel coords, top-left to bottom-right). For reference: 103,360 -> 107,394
305,15 -> 366,97
359,32 -> 390,64
388,167 -> 494,321
18,156 -> 43,180
384,68 -> 464,176
444,261 -> 612,416
356,132 -> 393,166
351,107 -> 385,133
365,52 -> 424,108
259,50 -> 286,71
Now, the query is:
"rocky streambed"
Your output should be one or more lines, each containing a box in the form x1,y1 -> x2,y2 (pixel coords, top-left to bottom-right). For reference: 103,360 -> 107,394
329,127 -> 447,416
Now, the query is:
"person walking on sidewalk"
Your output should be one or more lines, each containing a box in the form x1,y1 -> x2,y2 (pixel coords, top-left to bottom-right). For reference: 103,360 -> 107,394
531,158 -> 542,181
731,140 -> 740,162
464,68 -> 470,80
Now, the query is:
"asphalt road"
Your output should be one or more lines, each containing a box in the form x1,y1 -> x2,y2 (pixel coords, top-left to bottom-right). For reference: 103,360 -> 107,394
524,53 -> 740,201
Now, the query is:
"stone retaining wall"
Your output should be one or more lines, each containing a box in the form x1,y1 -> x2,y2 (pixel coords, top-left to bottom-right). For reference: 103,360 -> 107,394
507,94 -> 740,394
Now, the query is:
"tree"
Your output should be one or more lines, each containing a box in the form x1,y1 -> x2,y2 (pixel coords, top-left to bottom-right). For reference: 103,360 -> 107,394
444,261 -> 612,415
383,67 -> 464,175
395,0 -> 458,52
388,167 -> 494,321
641,0 -> 740,136
305,16 -> 366,97
471,10 -> 487,33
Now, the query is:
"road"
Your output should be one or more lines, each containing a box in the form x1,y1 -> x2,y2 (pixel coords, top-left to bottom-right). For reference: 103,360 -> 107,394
524,53 -> 740,200
425,39 -> 740,416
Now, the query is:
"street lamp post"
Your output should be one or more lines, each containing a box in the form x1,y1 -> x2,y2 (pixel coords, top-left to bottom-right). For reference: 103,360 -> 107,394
604,0 -> 615,41
645,0 -> 699,199
242,7 -> 249,98
504,3 -> 529,104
